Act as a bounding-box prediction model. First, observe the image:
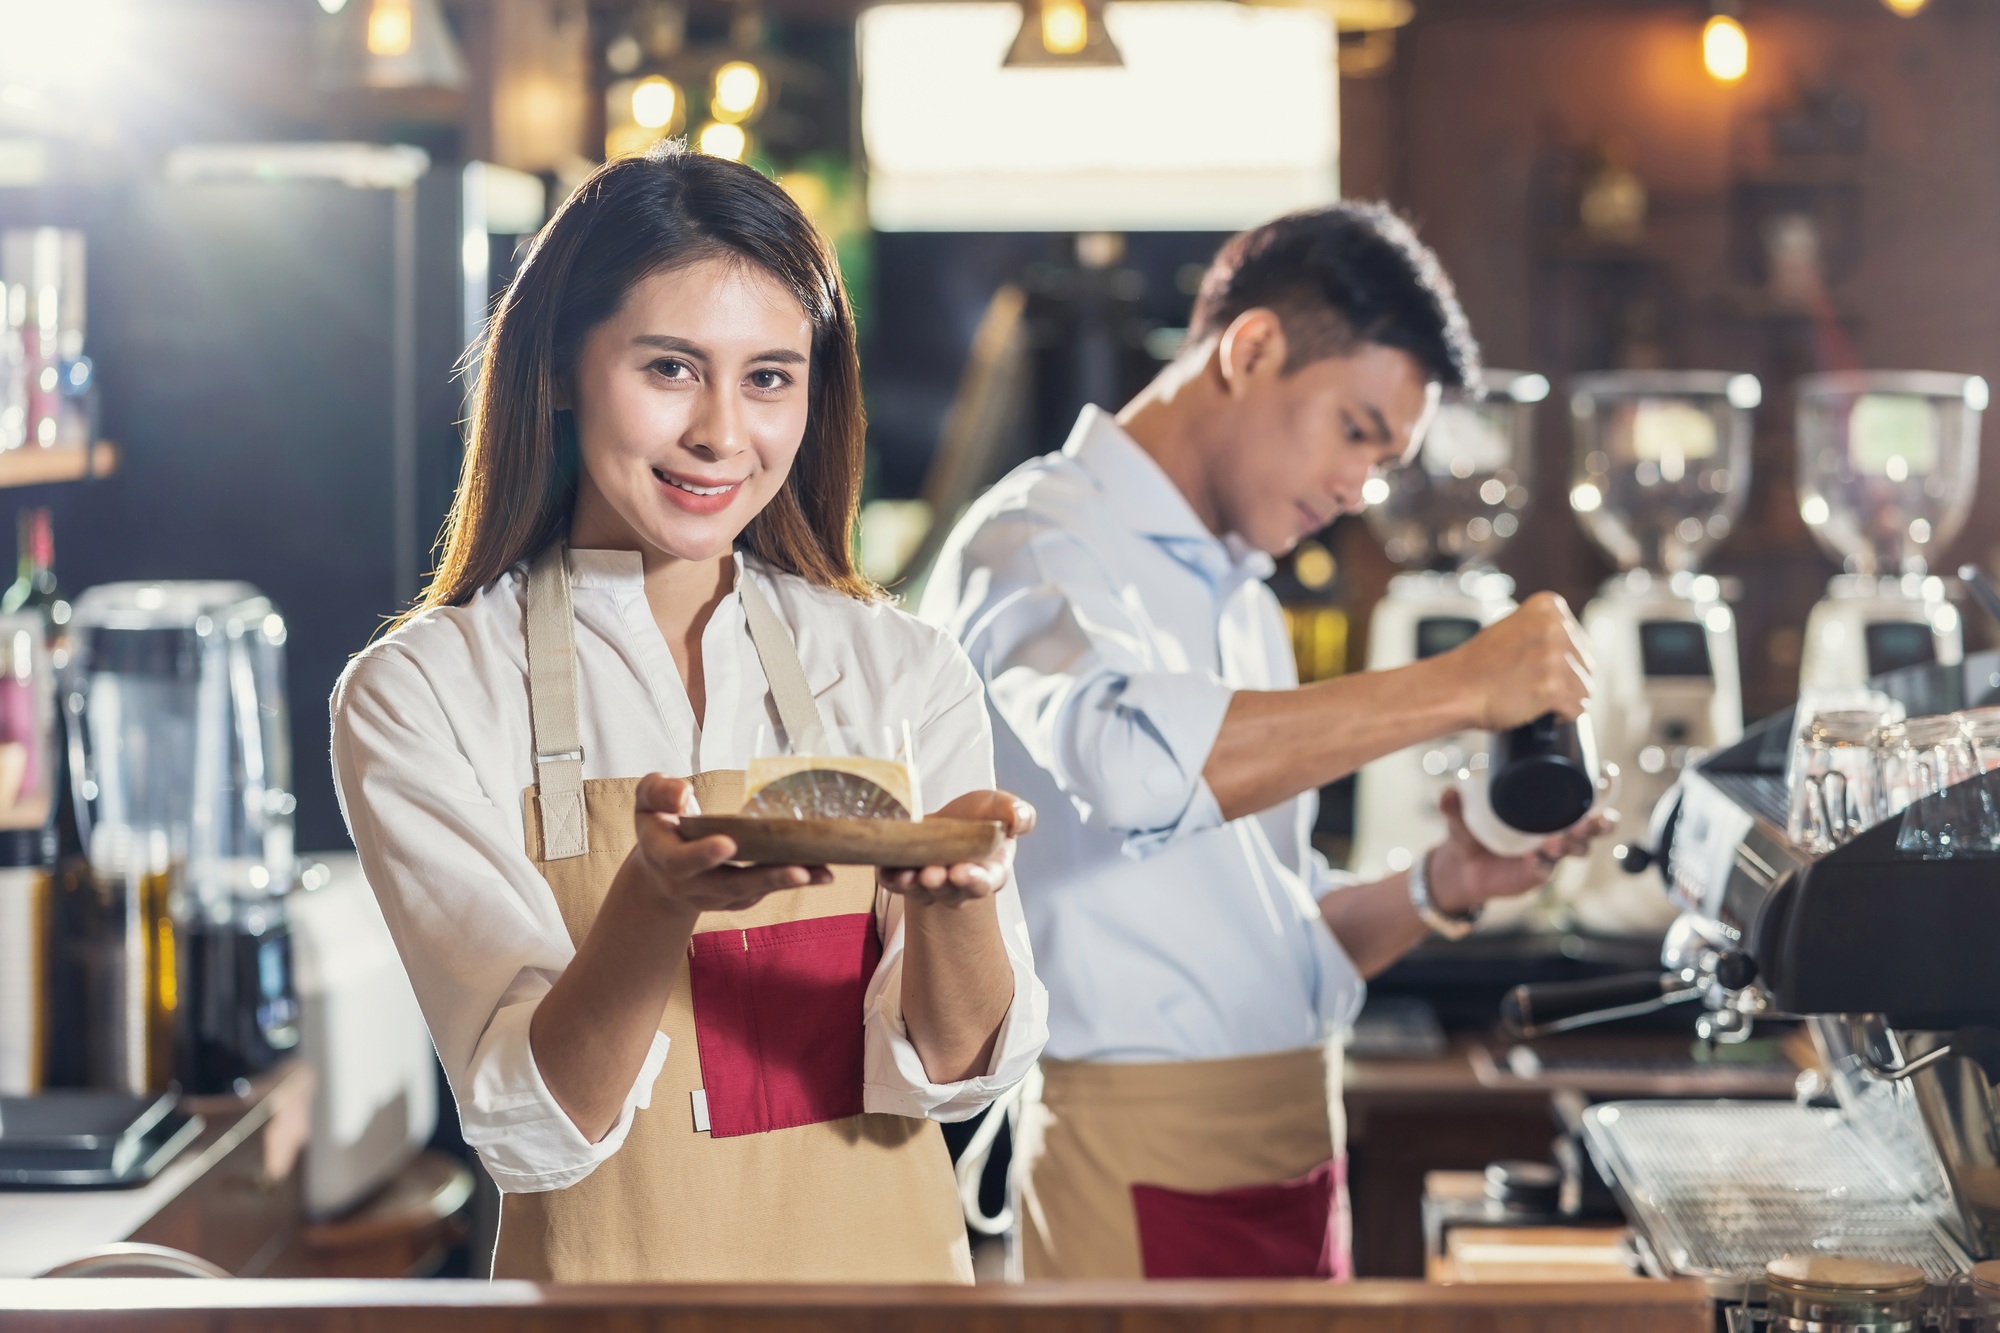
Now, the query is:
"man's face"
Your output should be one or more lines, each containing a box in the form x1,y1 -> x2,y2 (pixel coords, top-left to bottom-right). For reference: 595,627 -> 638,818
1208,334 -> 1438,557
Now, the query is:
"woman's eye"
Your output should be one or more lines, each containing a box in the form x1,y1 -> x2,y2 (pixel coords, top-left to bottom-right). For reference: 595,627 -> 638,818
748,369 -> 793,392
649,358 -> 692,380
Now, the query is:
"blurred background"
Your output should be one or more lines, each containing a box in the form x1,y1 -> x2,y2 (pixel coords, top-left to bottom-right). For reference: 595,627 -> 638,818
2,0 -> 1998,1286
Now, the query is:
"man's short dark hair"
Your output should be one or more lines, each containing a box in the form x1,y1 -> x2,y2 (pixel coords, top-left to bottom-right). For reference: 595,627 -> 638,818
1187,202 -> 1479,389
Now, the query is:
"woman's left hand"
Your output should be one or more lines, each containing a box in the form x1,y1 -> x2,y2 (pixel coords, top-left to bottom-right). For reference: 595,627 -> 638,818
879,789 -> 1035,908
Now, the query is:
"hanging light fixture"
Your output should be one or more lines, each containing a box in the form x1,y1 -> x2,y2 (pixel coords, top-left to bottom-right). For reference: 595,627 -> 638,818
320,0 -> 466,89
367,0 -> 413,56
1702,3 -> 1748,83
1881,0 -> 1927,14
1004,0 -> 1122,68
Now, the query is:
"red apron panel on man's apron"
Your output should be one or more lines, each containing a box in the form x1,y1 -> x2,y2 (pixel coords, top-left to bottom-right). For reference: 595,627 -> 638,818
1131,1157 -> 1346,1279
686,912 -> 882,1137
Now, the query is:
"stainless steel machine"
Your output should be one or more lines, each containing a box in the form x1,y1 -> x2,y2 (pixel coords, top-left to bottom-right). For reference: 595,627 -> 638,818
1506,651 -> 2000,1296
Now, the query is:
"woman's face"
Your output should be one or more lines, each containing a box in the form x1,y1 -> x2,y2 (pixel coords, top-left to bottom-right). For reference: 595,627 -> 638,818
568,253 -> 813,564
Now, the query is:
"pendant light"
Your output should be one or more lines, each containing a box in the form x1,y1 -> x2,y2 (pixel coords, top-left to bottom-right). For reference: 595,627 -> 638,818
1703,1 -> 1748,84
1004,0 -> 1123,68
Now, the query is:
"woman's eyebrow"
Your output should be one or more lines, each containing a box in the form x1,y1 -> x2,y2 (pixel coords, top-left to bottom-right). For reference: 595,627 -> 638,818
748,348 -> 808,365
634,334 -> 708,359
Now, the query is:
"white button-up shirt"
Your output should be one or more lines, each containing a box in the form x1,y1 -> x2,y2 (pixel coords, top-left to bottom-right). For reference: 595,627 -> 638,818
331,549 -> 1048,1194
921,406 -> 1363,1064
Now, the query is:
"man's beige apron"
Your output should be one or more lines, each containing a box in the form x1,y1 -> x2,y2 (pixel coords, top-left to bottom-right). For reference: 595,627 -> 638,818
491,545 -> 971,1283
1015,1042 -> 1350,1280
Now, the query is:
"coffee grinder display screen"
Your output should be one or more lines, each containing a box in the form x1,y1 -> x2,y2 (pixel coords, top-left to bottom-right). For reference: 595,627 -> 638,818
1639,621 -> 1714,678
1416,616 -> 1482,660
1865,622 -> 1938,677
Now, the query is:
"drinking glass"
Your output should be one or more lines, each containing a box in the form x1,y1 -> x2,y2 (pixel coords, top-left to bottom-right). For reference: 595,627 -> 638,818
1788,710 -> 1890,855
1888,714 -> 1995,857
1957,706 -> 2000,774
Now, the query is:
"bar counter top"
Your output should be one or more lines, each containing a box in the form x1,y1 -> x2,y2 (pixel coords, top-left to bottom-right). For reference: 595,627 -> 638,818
0,1277 -> 1713,1332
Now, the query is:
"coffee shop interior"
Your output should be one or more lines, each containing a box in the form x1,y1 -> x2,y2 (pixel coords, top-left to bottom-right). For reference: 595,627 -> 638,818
5,0 -> 2000,1328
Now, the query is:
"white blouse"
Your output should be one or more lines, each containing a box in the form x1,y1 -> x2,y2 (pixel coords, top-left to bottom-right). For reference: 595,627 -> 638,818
330,548 -> 1049,1194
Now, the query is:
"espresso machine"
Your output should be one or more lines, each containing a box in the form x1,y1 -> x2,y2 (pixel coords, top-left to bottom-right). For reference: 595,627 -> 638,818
1507,652 -> 2000,1297
1351,370 -> 1544,894
1796,372 -> 1984,689
1562,372 -> 1755,936
60,581 -> 300,1094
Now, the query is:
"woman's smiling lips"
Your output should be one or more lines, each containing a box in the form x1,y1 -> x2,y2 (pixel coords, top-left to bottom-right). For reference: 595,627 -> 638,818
653,466 -> 746,516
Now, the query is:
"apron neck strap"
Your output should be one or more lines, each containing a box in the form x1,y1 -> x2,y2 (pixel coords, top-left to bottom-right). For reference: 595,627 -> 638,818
736,566 -> 830,756
522,544 -> 833,859
525,543 -> 588,859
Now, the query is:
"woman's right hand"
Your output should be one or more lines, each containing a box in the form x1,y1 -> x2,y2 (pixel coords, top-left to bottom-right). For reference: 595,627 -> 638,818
630,773 -> 831,917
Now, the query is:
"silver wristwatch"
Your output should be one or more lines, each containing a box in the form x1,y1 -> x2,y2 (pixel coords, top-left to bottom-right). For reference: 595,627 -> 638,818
1408,848 -> 1481,940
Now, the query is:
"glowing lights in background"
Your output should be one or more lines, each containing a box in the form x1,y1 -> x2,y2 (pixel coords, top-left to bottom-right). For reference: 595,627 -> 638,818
1005,0 -> 1123,66
0,0 -> 129,93
862,2 -> 1337,231
599,4 -> 773,164
631,77 -> 679,129
1702,11 -> 1748,83
697,121 -> 749,161
1882,0 -> 1927,13
366,0 -> 414,57
1041,0 -> 1089,55
711,61 -> 764,122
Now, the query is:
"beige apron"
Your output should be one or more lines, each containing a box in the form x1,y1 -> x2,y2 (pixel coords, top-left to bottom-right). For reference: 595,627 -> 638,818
492,545 -> 971,1284
1016,1041 -> 1350,1280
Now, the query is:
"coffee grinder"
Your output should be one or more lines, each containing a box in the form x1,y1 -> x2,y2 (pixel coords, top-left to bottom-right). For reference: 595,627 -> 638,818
1795,371 -> 1984,689
1562,371 -> 1755,935
1351,370 -> 1544,886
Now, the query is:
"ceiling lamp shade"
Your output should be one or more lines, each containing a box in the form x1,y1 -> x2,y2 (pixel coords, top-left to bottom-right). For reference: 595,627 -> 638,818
1005,0 -> 1123,67
320,0 -> 468,91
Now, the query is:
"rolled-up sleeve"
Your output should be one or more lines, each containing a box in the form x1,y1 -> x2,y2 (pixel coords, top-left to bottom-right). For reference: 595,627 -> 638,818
330,650 -> 667,1193
936,517 -> 1233,855
861,635 -> 1049,1120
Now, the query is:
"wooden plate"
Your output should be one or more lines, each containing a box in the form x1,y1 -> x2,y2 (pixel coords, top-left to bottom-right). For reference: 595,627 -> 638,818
676,816 -> 1005,868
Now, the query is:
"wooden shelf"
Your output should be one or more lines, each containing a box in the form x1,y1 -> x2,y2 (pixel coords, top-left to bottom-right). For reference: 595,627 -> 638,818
0,441 -> 118,489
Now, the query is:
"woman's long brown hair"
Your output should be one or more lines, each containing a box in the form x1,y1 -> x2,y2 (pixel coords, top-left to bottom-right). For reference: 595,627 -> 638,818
397,142 -> 872,631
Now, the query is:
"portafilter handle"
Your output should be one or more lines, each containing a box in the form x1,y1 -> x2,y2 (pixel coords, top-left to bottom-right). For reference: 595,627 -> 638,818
1501,970 -> 1704,1038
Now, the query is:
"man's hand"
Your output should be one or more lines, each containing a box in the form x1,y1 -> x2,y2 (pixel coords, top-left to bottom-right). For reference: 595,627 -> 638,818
1427,784 -> 1612,918
1430,592 -> 1594,732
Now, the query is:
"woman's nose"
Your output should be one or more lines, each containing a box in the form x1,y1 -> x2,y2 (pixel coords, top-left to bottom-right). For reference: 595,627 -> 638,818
686,385 -> 749,459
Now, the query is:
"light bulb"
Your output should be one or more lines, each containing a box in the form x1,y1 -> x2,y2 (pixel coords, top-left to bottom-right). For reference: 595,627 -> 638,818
698,121 -> 748,161
1570,482 -> 1604,514
1360,476 -> 1390,506
712,60 -> 762,122
367,0 -> 414,56
1702,14 -> 1748,83
1040,0 -> 1089,56
1882,0 -> 1927,14
631,76 -> 677,130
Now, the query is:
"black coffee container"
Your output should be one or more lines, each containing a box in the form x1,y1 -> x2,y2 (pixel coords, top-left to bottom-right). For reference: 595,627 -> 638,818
1488,713 -> 1597,834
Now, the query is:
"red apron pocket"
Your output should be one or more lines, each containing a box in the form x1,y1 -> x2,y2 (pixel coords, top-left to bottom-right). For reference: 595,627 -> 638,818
686,912 -> 881,1138
1132,1157 -> 1348,1280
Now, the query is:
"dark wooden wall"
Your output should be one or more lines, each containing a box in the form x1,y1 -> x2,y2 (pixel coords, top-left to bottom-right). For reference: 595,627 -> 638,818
1338,0 -> 2000,718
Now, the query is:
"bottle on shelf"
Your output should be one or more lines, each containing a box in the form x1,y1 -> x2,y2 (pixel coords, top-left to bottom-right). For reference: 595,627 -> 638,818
1,507 -> 68,627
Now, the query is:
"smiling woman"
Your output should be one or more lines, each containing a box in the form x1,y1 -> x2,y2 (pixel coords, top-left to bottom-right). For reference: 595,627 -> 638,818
417,145 -> 871,621
329,144 -> 1048,1284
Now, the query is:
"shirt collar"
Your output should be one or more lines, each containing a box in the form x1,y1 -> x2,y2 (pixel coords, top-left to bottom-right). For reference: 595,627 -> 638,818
563,546 -> 751,590
1062,405 -> 1276,590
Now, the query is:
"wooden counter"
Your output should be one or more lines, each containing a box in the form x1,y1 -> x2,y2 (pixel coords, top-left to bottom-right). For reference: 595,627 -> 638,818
0,1278 -> 1713,1333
